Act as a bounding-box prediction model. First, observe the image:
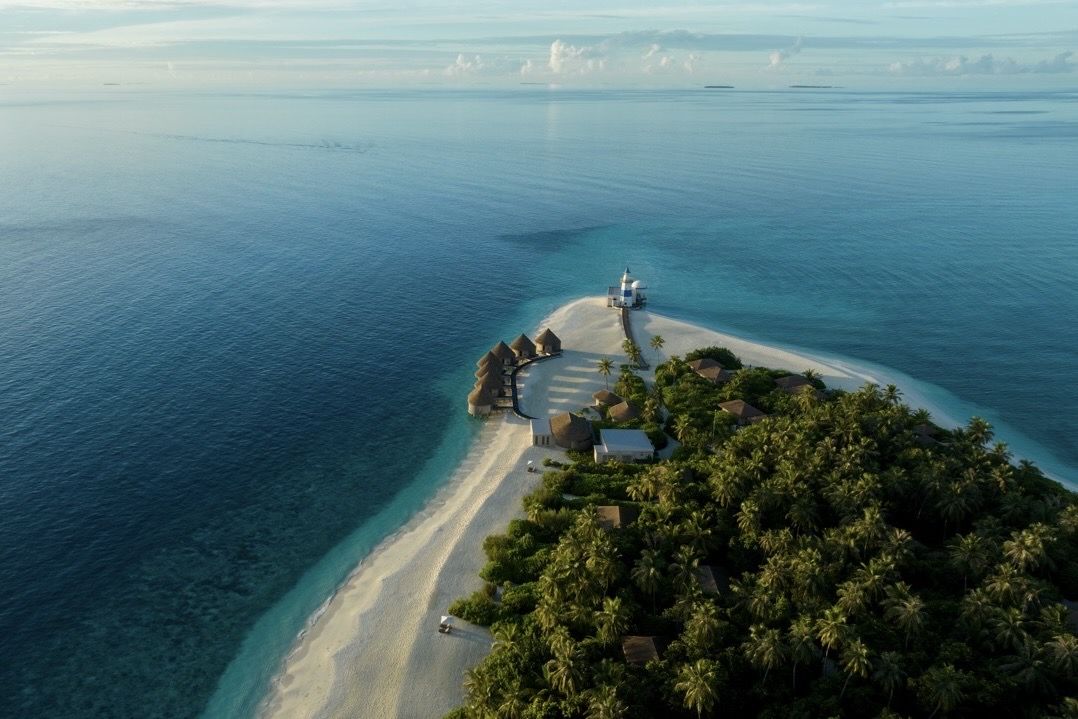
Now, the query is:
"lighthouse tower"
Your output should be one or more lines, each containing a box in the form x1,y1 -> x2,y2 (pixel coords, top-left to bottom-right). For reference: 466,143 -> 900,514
607,267 -> 647,308
620,267 -> 634,307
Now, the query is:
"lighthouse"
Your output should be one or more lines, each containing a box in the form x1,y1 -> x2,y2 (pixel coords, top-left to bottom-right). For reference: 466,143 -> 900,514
607,267 -> 647,308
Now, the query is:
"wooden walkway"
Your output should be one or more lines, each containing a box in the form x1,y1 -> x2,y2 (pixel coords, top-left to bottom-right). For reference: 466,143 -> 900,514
508,352 -> 561,420
619,308 -> 649,370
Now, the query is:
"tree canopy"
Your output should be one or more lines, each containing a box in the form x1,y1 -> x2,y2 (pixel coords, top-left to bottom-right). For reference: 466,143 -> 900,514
447,349 -> 1078,719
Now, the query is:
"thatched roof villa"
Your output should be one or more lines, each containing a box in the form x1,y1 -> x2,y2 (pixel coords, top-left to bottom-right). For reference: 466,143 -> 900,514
689,358 -> 733,384
608,400 -> 641,423
719,399 -> 767,425
491,341 -> 515,367
550,412 -> 592,450
535,328 -> 562,354
592,389 -> 622,408
509,333 -> 536,360
774,374 -> 812,392
596,504 -> 639,530
621,636 -> 662,665
467,387 -> 494,417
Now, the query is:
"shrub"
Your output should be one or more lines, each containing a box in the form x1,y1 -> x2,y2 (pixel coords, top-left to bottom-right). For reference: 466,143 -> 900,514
448,589 -> 504,626
685,346 -> 743,369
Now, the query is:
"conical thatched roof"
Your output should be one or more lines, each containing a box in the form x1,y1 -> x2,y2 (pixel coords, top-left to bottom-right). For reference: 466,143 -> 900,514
468,386 -> 493,406
475,366 -> 494,380
609,400 -> 641,422
550,412 -> 592,449
478,372 -> 502,393
509,333 -> 536,356
476,351 -> 498,369
535,328 -> 559,344
491,341 -> 515,363
592,389 -> 622,407
535,328 -> 561,352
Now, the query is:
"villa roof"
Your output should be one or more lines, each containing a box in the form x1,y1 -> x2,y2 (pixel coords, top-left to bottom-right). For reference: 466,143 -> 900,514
535,328 -> 561,345
476,351 -> 498,369
775,374 -> 812,391
475,366 -> 496,380
592,389 -> 623,406
478,372 -> 502,393
468,387 -> 493,406
696,565 -> 729,596
621,636 -> 661,665
697,366 -> 733,384
550,412 -> 592,443
491,341 -> 515,362
596,505 -> 639,530
510,333 -> 536,354
719,399 -> 767,422
688,358 -> 723,372
598,429 -> 654,454
609,400 -> 641,423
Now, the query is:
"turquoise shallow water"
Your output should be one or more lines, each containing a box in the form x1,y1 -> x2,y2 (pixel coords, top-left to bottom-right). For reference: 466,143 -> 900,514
0,88 -> 1075,717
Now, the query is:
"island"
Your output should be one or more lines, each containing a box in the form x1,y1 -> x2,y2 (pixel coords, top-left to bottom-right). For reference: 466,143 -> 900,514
262,291 -> 1077,719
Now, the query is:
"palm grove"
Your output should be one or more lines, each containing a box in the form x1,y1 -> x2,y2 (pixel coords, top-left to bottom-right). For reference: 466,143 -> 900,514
447,347 -> 1078,718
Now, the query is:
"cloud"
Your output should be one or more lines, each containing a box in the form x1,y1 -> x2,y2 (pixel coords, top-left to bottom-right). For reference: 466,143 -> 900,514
768,36 -> 803,67
547,38 -> 604,74
890,50 -> 1076,75
444,53 -> 483,77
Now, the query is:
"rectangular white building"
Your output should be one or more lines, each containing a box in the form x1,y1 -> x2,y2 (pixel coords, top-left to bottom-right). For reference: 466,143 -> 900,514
593,428 -> 654,464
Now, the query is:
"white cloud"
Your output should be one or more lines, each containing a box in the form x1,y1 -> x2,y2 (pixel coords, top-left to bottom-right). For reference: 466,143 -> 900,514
547,38 -> 604,75
890,51 -> 1076,75
444,53 -> 483,77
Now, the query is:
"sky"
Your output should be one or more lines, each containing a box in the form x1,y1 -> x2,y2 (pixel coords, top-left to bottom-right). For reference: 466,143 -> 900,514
1,0 -> 1077,88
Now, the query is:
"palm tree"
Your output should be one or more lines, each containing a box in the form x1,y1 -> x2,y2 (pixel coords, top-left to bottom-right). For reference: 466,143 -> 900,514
649,334 -> 665,365
917,664 -> 966,718
949,533 -> 992,591
882,384 -> 903,405
1003,524 -> 1054,573
670,545 -> 701,595
587,685 -> 627,719
816,606 -> 849,659
595,596 -> 630,646
675,659 -> 720,718
787,616 -> 817,689
1046,633 -> 1078,676
632,549 -> 664,612
999,638 -> 1055,695
673,414 -> 696,446
883,583 -> 925,648
544,643 -> 584,697
839,637 -> 871,699
873,651 -> 906,706
685,602 -> 722,654
743,624 -> 787,683
597,357 -> 614,390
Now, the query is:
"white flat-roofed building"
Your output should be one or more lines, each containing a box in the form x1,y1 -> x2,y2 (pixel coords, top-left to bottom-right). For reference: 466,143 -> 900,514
531,419 -> 553,447
594,428 -> 654,464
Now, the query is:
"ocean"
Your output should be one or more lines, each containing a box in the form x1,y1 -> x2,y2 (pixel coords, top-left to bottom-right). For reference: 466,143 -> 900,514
1,87 -> 1075,717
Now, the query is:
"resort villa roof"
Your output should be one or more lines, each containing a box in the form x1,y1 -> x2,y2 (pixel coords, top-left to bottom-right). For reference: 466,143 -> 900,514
468,386 -> 493,406
719,399 -> 768,424
608,400 -> 641,423
592,389 -> 623,407
478,372 -> 503,394
474,365 -> 496,380
535,328 -> 562,353
774,374 -> 812,392
697,366 -> 733,384
688,358 -> 723,372
695,565 -> 728,596
476,351 -> 498,369
596,505 -> 639,530
621,636 -> 662,666
510,333 -> 536,358
550,412 -> 593,450
491,341 -> 515,364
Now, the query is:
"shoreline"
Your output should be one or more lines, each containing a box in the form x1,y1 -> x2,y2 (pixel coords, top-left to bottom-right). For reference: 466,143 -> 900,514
257,295 -> 1067,719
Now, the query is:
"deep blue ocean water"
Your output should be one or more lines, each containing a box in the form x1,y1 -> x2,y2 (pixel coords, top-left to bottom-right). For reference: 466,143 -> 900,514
1,87 -> 1076,717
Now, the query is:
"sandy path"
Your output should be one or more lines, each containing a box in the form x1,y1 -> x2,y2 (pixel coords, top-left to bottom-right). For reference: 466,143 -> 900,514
260,296 -> 961,719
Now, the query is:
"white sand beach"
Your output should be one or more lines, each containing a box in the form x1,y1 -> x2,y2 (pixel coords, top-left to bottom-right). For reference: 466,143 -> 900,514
260,296 -> 957,719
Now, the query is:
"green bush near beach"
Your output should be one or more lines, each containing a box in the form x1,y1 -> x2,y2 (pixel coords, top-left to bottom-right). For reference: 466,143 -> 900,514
447,349 -> 1078,719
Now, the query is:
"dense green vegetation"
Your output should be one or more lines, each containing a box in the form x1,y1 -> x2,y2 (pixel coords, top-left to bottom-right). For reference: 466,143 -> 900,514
447,350 -> 1078,719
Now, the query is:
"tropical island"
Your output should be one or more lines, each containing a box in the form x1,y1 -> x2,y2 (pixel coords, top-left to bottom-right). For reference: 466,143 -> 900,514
262,293 -> 1077,719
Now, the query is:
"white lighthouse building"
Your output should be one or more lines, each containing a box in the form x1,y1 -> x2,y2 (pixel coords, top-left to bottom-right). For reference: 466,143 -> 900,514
607,267 -> 647,309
